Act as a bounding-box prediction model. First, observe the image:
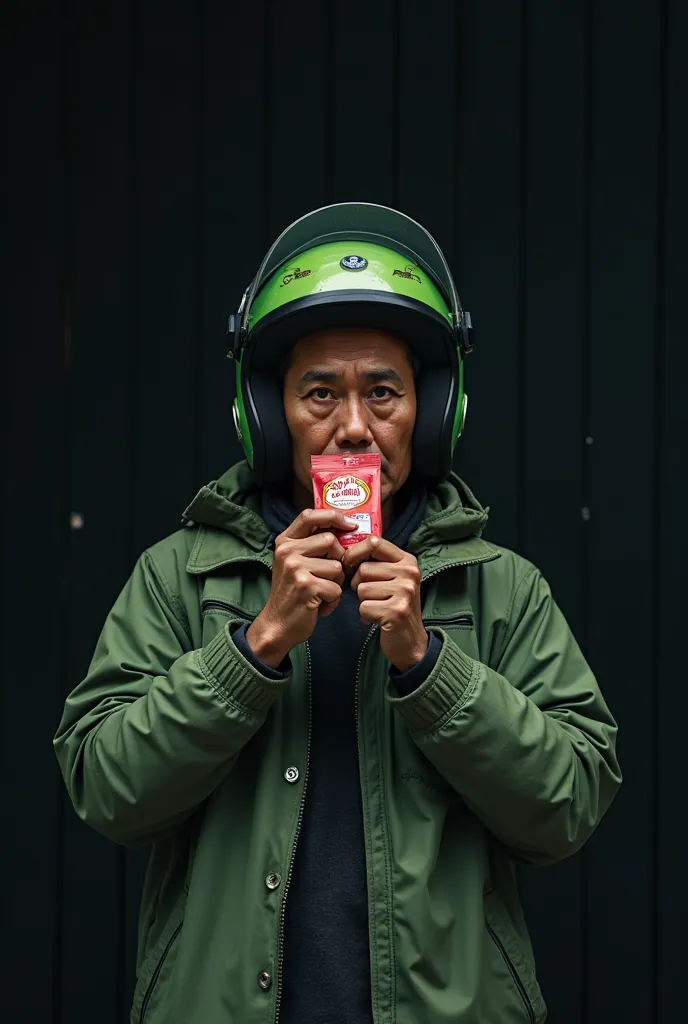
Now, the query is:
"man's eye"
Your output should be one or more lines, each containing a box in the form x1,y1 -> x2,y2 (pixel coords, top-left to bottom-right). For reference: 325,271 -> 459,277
308,387 -> 334,401
370,386 -> 394,399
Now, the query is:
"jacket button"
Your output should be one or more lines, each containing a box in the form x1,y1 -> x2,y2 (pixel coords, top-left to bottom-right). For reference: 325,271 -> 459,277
283,766 -> 299,784
258,970 -> 272,991
265,872 -> 282,890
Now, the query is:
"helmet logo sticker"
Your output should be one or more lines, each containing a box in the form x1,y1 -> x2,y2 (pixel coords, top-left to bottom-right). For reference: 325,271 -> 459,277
340,254 -> 368,271
281,267 -> 312,286
393,265 -> 422,283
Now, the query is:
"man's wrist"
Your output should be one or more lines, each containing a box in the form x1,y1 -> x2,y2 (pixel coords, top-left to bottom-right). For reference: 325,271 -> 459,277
390,631 -> 430,673
245,618 -> 291,670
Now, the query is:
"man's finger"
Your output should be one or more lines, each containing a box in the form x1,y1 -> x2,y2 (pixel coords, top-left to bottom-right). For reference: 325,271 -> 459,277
279,531 -> 346,562
355,582 -> 396,603
317,595 -> 342,617
342,535 -> 406,571
358,598 -> 395,626
305,578 -> 342,609
350,562 -> 397,592
300,557 -> 346,584
283,508 -> 358,541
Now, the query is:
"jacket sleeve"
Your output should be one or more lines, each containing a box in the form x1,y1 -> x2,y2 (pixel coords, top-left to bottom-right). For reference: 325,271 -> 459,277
387,567 -> 621,866
54,550 -> 290,847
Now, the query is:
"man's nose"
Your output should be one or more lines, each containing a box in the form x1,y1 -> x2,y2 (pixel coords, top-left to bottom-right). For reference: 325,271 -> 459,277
334,397 -> 373,448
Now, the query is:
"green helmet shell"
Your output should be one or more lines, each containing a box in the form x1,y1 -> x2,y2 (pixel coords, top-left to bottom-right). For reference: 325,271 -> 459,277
229,204 -> 472,484
232,239 -> 462,472
247,240 -> 454,333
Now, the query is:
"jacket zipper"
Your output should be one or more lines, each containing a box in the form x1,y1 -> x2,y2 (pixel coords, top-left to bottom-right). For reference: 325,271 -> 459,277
485,921 -> 535,1024
355,624 -> 379,761
353,624 -> 380,1019
201,599 -> 256,620
274,640 -> 312,1023
139,923 -> 182,1023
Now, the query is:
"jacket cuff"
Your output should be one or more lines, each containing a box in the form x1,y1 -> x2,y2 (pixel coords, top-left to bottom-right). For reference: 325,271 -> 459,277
199,620 -> 292,717
387,628 -> 477,731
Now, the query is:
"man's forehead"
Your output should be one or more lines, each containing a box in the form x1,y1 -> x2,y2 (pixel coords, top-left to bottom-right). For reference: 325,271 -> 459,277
296,364 -> 407,385
289,331 -> 410,368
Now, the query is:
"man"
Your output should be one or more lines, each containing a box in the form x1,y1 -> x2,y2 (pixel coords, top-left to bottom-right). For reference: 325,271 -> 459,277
55,203 -> 621,1024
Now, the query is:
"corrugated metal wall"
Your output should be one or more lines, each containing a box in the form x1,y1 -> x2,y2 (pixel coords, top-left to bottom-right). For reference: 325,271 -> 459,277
3,1 -> 686,1021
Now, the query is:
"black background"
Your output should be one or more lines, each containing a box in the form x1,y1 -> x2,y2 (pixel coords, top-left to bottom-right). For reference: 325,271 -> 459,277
3,1 -> 686,1021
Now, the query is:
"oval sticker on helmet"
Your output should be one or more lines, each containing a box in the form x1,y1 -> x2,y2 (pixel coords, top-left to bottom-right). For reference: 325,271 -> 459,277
340,254 -> 368,271
323,474 -> 371,510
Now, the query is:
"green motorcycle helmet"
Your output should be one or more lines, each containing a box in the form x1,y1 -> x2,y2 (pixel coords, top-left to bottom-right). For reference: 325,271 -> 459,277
227,202 -> 473,484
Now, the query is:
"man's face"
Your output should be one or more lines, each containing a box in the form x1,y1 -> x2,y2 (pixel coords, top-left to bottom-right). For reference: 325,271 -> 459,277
283,327 -> 417,508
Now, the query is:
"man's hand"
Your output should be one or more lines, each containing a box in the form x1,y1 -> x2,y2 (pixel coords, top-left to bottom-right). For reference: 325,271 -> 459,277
245,509 -> 357,668
343,536 -> 429,672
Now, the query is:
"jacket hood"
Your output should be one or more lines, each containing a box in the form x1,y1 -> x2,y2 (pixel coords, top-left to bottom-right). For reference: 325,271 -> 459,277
182,461 -> 500,576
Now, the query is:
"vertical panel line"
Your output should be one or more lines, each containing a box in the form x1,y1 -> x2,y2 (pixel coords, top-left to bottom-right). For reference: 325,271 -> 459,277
196,0 -> 205,489
55,0 -> 72,1019
262,0 -> 272,246
581,0 -> 594,1018
453,0 -> 464,289
323,1 -> 333,201
518,0 -> 528,553
121,0 -> 140,1013
652,0 -> 669,1019
391,1 -> 400,208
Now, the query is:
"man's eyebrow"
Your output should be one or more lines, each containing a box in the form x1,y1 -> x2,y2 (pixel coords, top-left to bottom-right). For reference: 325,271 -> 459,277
298,369 -> 339,386
297,367 -> 406,387
363,368 -> 406,388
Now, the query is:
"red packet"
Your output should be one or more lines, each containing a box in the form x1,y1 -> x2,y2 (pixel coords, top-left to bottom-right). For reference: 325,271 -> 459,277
311,453 -> 382,549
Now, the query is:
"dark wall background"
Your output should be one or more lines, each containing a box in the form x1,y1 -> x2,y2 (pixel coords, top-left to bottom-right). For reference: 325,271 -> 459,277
3,1 -> 686,1022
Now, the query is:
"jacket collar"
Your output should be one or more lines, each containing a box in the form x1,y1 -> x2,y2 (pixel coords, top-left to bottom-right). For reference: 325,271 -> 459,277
182,461 -> 501,576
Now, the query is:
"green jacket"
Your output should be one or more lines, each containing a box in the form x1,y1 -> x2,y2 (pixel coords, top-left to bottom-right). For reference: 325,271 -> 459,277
54,462 -> 621,1024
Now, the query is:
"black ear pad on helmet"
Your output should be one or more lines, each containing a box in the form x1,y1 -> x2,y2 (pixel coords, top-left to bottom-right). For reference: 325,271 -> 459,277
239,346 -> 293,486
240,293 -> 462,484
242,335 -> 460,484
412,355 -> 460,479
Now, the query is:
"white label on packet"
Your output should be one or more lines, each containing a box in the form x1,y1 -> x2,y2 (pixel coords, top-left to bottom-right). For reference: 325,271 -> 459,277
348,513 -> 371,534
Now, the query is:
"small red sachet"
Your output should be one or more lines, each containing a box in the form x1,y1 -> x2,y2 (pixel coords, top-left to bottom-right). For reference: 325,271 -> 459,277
311,453 -> 383,549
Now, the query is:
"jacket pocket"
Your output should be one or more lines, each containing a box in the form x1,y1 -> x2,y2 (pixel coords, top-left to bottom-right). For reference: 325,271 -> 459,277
483,891 -> 546,1024
423,613 -> 474,628
201,599 -> 256,620
201,598 -> 256,648
131,890 -> 187,1024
